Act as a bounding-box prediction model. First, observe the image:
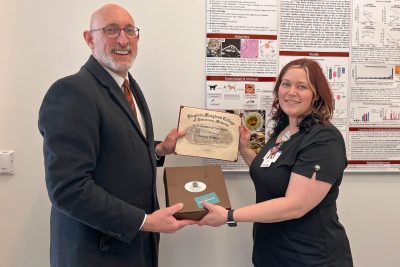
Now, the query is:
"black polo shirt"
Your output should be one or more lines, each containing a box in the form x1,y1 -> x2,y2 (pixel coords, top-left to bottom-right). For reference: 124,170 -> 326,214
249,121 -> 353,267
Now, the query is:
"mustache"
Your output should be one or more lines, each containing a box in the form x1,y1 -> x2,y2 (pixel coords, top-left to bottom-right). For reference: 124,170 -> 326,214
112,44 -> 132,50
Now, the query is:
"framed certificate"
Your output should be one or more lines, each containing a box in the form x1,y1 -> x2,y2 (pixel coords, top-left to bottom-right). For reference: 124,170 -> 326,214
175,106 -> 241,161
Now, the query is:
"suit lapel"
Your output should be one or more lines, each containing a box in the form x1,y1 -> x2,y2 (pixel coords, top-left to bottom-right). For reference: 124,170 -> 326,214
83,56 -> 158,180
83,56 -> 147,143
128,75 -> 158,172
128,75 -> 154,143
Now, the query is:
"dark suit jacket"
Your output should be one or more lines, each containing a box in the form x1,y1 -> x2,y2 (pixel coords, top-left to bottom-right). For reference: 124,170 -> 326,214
39,56 -> 163,267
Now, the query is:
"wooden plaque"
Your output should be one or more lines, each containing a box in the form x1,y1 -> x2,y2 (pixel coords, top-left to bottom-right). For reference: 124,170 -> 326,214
163,165 -> 231,220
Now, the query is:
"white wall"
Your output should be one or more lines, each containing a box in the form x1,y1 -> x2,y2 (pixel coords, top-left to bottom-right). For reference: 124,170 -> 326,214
0,1 -> 399,266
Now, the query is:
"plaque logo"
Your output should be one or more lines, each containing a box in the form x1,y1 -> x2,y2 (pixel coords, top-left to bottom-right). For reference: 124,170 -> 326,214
184,181 -> 206,193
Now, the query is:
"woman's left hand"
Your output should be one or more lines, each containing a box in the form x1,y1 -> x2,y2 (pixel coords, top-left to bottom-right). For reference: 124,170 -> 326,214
198,201 -> 228,227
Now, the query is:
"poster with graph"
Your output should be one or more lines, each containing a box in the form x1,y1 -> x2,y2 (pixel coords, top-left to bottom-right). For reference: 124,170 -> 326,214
205,0 -> 400,172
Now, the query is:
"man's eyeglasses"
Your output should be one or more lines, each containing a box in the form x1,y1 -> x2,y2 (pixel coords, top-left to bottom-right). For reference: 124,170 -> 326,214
91,26 -> 140,39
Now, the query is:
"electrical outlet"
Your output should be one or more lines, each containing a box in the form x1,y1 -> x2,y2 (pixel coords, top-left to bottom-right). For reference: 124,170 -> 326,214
0,150 -> 15,175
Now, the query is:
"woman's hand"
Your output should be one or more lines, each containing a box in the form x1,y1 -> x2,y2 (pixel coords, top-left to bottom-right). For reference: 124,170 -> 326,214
238,124 -> 256,166
239,124 -> 251,151
198,201 -> 228,227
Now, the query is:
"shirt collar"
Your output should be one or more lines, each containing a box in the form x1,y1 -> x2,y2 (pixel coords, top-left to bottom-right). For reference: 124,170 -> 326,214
103,68 -> 128,88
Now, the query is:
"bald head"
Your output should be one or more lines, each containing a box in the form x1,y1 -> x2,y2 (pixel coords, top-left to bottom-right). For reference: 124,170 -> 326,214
90,3 -> 134,29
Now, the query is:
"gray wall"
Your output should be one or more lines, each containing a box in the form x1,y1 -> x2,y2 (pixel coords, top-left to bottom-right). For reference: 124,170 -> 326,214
0,1 -> 399,266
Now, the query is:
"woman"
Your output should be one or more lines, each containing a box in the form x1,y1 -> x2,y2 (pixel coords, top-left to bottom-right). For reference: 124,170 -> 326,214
199,59 -> 353,266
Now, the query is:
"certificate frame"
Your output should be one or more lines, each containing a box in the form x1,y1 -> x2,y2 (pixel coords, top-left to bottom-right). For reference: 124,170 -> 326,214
175,106 -> 241,161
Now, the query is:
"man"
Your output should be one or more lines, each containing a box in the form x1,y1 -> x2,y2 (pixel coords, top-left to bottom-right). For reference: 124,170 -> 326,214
38,4 -> 194,267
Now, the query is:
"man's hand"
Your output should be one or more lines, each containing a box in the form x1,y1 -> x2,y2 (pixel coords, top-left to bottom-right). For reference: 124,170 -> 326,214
155,128 -> 186,156
141,203 -> 196,233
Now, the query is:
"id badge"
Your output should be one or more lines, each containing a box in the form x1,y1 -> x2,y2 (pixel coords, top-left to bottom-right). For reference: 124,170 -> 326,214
271,151 -> 282,162
260,159 -> 272,167
260,150 -> 281,167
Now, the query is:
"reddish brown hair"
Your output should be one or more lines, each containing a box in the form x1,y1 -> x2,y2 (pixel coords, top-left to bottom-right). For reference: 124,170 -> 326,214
269,58 -> 334,136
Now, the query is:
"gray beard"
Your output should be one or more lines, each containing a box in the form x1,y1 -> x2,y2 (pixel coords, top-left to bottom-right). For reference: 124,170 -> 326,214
95,50 -> 134,74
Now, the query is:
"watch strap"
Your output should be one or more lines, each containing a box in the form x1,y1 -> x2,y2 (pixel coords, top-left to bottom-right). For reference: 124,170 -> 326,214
227,209 -> 237,227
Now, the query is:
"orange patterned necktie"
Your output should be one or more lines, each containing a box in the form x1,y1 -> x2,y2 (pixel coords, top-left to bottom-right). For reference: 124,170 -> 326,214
122,79 -> 138,121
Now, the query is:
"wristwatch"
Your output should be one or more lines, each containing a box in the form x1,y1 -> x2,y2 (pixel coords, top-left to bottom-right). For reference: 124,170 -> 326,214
226,209 -> 237,227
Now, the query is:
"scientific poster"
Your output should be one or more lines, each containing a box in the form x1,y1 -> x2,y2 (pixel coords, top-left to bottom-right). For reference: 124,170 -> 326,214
205,0 -> 400,172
